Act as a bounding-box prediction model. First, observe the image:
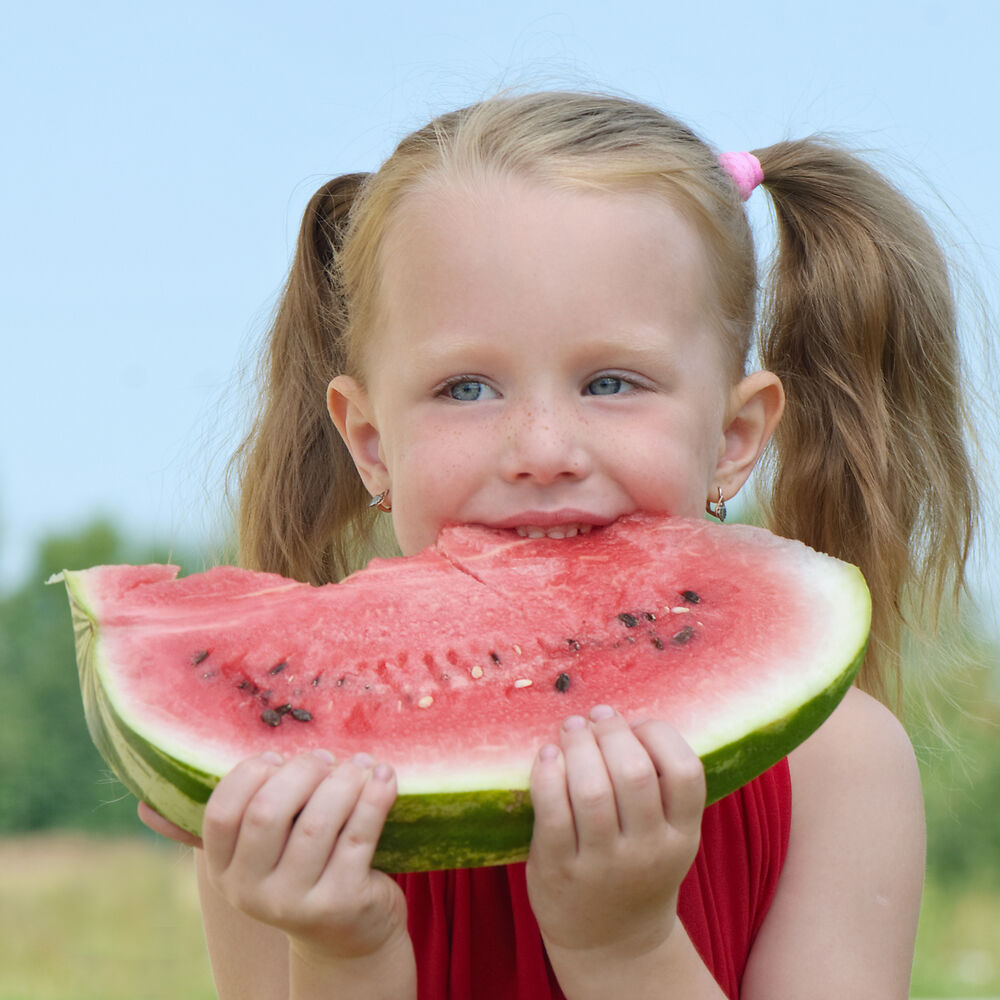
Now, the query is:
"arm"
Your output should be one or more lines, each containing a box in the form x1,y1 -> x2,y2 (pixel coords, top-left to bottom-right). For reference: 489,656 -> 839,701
526,689 -> 924,999
170,751 -> 417,1000
195,847 -> 290,999
742,686 -> 925,999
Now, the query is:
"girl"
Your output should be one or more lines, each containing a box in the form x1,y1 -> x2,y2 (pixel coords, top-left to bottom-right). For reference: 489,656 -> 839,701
142,91 -> 978,998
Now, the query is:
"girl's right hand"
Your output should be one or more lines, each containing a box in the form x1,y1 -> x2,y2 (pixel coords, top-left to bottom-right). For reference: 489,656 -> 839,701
200,749 -> 409,964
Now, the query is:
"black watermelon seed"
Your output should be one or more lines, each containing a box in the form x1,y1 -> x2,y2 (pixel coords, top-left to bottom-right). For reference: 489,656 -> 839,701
555,672 -> 571,692
567,638 -> 581,651
651,636 -> 664,650
644,612 -> 656,621
259,689 -> 272,703
490,651 -> 502,664
191,650 -> 210,665
290,708 -> 313,722
269,661 -> 288,675
680,590 -> 701,604
276,703 -> 293,715
672,625 -> 696,645
312,674 -> 322,686
617,612 -> 639,628
260,709 -> 282,727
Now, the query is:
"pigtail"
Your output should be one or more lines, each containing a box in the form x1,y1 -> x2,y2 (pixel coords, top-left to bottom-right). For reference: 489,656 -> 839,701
230,172 -> 381,584
754,139 -> 978,706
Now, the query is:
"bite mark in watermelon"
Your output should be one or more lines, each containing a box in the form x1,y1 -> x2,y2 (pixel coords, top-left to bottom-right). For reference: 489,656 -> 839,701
55,513 -> 870,872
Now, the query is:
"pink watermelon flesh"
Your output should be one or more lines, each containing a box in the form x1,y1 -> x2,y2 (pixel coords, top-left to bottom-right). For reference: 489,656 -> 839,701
59,513 -> 869,871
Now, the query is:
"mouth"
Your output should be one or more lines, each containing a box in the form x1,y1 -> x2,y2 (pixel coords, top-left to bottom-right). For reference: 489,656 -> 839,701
486,510 -> 617,540
514,523 -> 594,539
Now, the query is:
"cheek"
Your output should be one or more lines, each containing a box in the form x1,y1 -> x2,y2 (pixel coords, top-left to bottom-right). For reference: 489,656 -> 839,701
618,422 -> 720,513
394,428 -> 486,488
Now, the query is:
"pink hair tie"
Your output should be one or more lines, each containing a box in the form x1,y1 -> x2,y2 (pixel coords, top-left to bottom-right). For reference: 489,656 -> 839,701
718,151 -> 764,201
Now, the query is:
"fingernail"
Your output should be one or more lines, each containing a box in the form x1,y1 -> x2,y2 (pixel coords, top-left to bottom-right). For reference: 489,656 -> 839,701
312,748 -> 335,764
373,763 -> 393,782
352,752 -> 375,768
539,743 -> 560,762
261,751 -> 284,765
590,704 -> 615,722
563,714 -> 586,731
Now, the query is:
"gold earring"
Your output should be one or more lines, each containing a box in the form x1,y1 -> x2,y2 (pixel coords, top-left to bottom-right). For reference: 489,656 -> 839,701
706,487 -> 727,523
369,489 -> 392,513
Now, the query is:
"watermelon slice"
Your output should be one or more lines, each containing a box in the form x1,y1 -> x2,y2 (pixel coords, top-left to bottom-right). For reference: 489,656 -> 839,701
56,513 -> 869,872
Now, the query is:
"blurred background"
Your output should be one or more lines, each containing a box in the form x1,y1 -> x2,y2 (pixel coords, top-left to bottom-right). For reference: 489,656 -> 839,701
2,1 -> 997,996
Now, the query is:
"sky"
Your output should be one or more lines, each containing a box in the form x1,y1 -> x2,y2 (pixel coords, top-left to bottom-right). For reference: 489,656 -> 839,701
3,0 -> 998,630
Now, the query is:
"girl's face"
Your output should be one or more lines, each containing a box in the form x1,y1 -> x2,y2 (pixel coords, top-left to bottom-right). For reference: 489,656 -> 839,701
330,174 -> 781,557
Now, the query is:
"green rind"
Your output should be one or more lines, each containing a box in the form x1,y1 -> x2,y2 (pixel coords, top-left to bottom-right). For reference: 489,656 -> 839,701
60,558 -> 867,874
698,637 -> 866,805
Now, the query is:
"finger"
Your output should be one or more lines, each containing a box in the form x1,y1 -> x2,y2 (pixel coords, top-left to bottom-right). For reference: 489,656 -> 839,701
202,752 -> 285,874
528,742 -> 576,861
559,714 -> 618,850
631,720 -> 706,837
280,753 -> 382,885
321,759 -> 399,880
589,706 -> 664,836
137,801 -> 203,848
227,751 -> 343,880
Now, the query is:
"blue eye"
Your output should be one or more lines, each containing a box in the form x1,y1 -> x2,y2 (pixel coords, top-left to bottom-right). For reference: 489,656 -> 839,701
586,375 -> 626,396
445,379 -> 493,401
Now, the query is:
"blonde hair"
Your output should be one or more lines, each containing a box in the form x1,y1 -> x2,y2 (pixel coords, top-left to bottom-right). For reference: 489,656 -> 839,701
230,92 -> 978,709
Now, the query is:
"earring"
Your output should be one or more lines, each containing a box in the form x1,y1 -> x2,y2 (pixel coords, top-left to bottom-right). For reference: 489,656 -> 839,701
369,489 -> 392,513
706,487 -> 727,523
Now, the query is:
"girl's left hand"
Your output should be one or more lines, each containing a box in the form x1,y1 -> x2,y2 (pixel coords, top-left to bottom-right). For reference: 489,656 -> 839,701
525,707 -> 706,959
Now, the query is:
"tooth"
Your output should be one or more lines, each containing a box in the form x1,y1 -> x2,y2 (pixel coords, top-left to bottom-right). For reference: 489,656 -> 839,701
516,527 -> 528,537
564,526 -> 579,538
580,524 -> 592,534
527,528 -> 545,539
548,528 -> 566,539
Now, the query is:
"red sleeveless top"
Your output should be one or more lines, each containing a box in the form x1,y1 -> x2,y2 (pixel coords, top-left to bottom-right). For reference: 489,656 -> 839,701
392,758 -> 792,999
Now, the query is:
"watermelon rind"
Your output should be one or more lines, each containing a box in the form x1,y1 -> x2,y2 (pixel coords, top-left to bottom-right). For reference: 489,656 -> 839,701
55,521 -> 870,874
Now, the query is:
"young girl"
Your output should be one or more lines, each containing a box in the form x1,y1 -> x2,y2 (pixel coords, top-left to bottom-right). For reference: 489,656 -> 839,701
142,91 -> 978,998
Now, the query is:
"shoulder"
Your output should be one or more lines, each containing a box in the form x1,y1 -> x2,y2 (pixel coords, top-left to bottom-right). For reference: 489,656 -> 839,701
790,685 -> 922,793
741,687 -> 925,999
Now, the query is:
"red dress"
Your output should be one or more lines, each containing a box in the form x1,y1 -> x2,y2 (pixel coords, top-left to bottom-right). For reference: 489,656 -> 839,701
392,758 -> 792,999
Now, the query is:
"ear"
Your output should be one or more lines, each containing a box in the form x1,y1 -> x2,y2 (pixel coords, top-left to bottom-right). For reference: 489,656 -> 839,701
327,375 -> 388,494
714,370 -> 784,499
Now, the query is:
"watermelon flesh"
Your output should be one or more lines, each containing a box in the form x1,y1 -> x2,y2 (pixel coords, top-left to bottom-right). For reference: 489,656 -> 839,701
57,513 -> 870,872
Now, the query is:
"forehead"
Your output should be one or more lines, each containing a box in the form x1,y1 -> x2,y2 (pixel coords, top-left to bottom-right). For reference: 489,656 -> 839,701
374,173 -> 719,346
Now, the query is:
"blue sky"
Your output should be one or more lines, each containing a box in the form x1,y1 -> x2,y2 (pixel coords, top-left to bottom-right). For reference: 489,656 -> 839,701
3,1 -> 998,629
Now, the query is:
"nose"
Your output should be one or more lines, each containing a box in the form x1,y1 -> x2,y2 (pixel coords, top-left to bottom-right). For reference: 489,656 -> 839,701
499,399 -> 593,485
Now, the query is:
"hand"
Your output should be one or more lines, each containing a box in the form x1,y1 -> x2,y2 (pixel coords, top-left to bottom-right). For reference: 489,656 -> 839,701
526,707 -> 706,959
200,750 -> 408,963
137,801 -> 203,847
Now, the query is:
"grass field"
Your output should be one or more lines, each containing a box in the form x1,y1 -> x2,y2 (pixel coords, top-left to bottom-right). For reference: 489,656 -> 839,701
0,835 -> 215,1000
1,833 -> 997,999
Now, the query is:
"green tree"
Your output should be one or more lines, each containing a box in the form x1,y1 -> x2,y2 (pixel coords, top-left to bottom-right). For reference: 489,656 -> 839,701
915,631 -> 1000,889
0,519 -> 199,833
